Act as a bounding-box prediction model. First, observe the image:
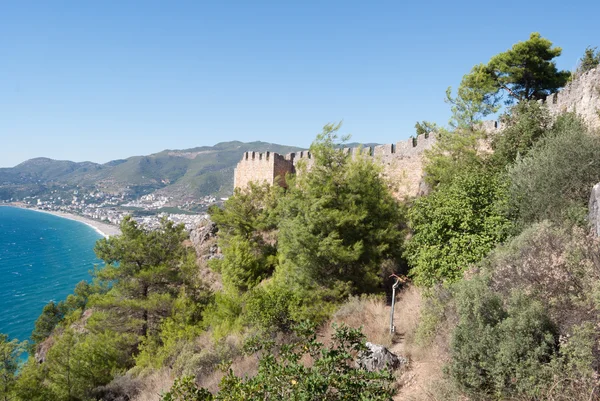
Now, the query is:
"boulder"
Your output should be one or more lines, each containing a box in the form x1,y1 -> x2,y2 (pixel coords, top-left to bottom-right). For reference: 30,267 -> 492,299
357,342 -> 407,372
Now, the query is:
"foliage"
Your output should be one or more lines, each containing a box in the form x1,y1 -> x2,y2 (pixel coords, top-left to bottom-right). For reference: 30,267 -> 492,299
14,360 -> 56,401
575,46 -> 600,76
422,126 -> 488,187
209,182 -> 281,240
447,278 -> 558,399
209,183 -> 280,294
93,216 -> 204,341
413,287 -> 453,346
244,284 -> 295,332
445,84 -> 499,130
44,328 -> 135,400
31,280 -> 105,348
414,121 -> 438,136
460,32 -> 570,107
405,170 -> 512,286
207,123 -> 405,335
0,335 -> 24,401
201,292 -> 245,339
276,123 -> 404,297
162,322 -> 396,401
31,302 -> 64,347
508,113 -> 600,226
491,100 -> 552,166
482,221 -> 600,330
160,376 -> 213,401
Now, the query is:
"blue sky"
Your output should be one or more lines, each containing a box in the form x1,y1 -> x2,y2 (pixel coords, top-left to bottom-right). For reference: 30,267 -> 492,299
1,0 -> 598,167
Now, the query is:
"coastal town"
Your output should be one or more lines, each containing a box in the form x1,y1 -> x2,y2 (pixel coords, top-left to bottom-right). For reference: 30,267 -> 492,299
0,188 -> 219,235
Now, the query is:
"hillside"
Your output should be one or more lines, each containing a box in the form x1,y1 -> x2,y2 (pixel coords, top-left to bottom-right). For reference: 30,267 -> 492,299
0,141 -> 303,201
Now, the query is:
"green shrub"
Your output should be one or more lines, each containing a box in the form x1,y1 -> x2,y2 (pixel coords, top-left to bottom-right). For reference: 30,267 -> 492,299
413,287 -> 452,346
244,284 -> 294,332
491,100 -> 552,166
508,113 -> 600,226
163,322 -> 396,401
405,170 -> 512,286
447,278 -> 559,399
201,292 -> 244,340
482,221 -> 600,331
160,376 -> 212,401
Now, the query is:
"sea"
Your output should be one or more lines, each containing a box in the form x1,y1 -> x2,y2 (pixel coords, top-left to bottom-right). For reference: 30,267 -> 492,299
0,206 -> 103,343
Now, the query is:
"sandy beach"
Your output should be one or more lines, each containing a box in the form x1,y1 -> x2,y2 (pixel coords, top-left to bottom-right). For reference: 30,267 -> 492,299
1,204 -> 121,238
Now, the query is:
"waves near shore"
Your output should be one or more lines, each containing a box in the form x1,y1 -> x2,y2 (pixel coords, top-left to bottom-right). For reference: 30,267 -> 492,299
0,206 -> 105,342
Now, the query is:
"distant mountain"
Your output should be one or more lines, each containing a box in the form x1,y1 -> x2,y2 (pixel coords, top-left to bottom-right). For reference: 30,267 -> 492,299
0,141 -> 303,201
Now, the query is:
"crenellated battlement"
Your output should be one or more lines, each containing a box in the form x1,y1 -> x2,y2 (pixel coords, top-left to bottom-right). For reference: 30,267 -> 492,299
233,120 -> 503,198
233,68 -> 600,199
241,151 -> 288,162
234,151 -> 295,189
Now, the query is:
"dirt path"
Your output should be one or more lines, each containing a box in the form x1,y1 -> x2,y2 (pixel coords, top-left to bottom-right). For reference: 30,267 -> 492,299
387,286 -> 446,401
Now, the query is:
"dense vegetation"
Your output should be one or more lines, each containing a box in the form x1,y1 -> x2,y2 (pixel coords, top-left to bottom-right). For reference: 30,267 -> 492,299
0,32 -> 599,400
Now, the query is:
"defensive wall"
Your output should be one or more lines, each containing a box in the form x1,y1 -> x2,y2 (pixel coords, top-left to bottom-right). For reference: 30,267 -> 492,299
540,67 -> 600,130
234,131 -> 453,199
233,151 -> 293,189
234,67 -> 600,199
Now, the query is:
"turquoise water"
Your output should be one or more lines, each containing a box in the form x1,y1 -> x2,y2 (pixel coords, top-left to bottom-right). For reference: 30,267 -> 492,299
0,206 -> 102,342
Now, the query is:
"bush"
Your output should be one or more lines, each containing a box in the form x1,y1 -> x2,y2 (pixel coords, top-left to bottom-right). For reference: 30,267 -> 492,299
483,221 -> 600,332
491,100 -> 552,166
447,278 -> 558,399
244,284 -> 294,332
508,113 -> 600,226
413,287 -> 453,346
160,376 -> 212,401
163,322 -> 396,401
405,170 -> 512,286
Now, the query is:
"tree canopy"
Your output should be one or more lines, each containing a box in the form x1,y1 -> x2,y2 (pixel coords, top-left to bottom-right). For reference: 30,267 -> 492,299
576,46 -> 600,75
459,33 -> 570,108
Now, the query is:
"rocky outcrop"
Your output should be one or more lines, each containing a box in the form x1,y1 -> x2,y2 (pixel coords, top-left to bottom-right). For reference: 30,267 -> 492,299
188,218 -> 223,291
589,182 -> 600,237
357,342 -> 407,372
189,219 -> 220,261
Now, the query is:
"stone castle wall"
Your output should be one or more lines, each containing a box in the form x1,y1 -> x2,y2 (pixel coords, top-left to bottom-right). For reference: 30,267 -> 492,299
234,68 -> 600,198
541,67 -> 600,130
233,133 -> 445,199
234,151 -> 293,190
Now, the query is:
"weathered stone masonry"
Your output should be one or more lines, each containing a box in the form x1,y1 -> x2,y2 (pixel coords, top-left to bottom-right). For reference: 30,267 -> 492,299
234,68 -> 600,198
233,133 -> 442,199
542,67 -> 600,129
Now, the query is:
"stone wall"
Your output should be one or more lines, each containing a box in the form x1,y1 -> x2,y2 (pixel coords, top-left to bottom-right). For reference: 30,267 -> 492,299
233,68 -> 600,198
541,67 -> 600,130
233,151 -> 294,189
233,133 -> 444,199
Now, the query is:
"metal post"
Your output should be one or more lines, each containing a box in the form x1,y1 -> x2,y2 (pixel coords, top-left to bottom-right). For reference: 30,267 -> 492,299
389,275 -> 401,334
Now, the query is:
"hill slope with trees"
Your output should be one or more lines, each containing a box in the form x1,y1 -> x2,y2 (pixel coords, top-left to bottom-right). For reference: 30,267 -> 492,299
1,33 -> 600,401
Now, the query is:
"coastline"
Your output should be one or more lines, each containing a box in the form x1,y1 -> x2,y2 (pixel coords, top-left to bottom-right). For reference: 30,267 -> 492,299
0,204 -> 121,238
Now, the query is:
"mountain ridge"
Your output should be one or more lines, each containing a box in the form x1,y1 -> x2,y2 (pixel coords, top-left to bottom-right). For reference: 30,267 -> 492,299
0,141 -> 304,202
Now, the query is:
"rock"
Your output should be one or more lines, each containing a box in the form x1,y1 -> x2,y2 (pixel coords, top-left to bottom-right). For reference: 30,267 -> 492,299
34,335 -> 55,364
189,219 -> 220,260
589,182 -> 600,237
357,342 -> 407,372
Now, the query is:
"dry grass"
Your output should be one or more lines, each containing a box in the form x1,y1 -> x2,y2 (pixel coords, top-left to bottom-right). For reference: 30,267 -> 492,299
327,294 -> 393,347
130,369 -> 173,401
196,349 -> 259,394
317,285 -> 454,401
390,286 -> 455,401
